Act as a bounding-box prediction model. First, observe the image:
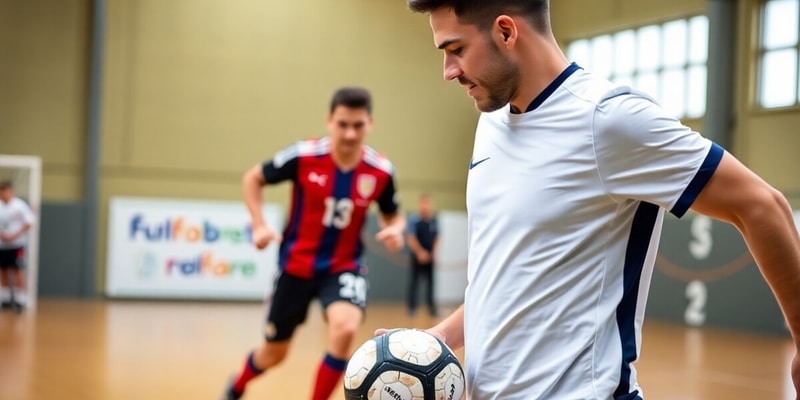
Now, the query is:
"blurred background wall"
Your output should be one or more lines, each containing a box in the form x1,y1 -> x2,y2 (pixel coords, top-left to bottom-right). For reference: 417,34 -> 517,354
1,0 -> 478,295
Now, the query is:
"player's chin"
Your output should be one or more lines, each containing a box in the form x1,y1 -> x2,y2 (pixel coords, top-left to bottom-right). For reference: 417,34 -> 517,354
339,142 -> 360,153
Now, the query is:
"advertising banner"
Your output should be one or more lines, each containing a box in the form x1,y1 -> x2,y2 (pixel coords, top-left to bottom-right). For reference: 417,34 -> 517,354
106,197 -> 283,300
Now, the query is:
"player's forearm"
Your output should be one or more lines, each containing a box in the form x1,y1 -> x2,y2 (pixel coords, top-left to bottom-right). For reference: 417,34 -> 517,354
380,212 -> 406,233
242,165 -> 268,228
429,305 -> 465,350
406,235 -> 424,254
736,191 -> 800,344
12,223 -> 31,240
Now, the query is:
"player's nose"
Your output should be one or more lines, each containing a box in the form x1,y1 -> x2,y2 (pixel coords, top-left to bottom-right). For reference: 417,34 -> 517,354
443,56 -> 461,81
344,127 -> 358,139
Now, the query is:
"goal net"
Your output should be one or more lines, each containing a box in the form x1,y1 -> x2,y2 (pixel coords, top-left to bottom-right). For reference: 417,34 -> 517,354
0,155 -> 41,311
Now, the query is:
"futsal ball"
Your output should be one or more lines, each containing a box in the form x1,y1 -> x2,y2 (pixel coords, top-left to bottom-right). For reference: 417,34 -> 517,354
343,329 -> 465,400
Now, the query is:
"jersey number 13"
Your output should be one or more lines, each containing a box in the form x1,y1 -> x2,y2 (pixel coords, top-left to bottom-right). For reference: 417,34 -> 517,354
323,197 -> 354,229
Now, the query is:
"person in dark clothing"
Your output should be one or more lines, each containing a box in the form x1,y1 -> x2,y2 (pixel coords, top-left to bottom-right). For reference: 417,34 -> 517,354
406,193 -> 440,317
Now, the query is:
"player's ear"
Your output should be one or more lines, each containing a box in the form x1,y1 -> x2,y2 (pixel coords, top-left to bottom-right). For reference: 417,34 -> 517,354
494,15 -> 518,48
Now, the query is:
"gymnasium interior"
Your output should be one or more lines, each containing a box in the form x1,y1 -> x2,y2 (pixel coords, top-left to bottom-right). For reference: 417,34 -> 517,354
1,0 -> 799,399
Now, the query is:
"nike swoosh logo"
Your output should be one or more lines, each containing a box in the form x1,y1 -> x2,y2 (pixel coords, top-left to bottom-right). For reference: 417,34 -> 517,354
469,157 -> 490,170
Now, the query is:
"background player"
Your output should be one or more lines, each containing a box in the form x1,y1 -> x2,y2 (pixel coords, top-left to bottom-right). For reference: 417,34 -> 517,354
405,192 -> 439,317
397,0 -> 800,399
0,180 -> 35,312
223,87 -> 406,400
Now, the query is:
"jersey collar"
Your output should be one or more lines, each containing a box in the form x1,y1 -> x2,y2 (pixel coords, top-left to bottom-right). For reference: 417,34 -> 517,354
516,62 -> 582,114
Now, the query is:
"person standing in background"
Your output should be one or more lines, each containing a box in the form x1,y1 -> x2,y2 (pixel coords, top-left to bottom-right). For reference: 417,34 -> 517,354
0,181 -> 35,313
406,192 -> 440,317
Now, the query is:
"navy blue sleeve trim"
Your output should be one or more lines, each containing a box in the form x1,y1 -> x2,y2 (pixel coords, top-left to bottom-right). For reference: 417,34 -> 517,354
262,157 -> 298,184
670,142 -> 724,218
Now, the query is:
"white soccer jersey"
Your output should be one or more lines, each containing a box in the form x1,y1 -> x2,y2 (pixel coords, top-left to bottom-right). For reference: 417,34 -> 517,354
0,197 -> 35,249
463,66 -> 722,400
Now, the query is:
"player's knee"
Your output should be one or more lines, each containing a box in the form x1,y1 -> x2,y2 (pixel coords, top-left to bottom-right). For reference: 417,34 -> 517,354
254,342 -> 290,368
329,318 -> 359,342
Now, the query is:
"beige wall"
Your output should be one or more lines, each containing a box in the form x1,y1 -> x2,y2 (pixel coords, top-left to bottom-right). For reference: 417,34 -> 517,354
99,0 -> 476,209
0,0 -> 90,201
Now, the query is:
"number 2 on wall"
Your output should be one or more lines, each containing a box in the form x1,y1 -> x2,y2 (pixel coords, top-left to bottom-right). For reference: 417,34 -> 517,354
684,280 -> 707,326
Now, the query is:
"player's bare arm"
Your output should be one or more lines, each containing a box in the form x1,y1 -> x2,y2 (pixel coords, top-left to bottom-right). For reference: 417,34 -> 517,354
375,212 -> 406,252
427,304 -> 465,351
242,163 -> 282,250
0,222 -> 31,242
372,305 -> 464,350
690,151 -> 800,392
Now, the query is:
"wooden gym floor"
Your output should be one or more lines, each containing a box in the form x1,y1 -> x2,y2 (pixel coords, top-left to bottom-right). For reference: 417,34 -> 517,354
0,299 -> 794,400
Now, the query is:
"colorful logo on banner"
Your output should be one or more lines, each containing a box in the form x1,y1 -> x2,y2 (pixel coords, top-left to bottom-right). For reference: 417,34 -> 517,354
106,197 -> 283,300
129,214 -> 258,280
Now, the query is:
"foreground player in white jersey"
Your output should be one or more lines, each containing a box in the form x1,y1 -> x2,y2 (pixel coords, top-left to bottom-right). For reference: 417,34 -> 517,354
395,1 -> 800,399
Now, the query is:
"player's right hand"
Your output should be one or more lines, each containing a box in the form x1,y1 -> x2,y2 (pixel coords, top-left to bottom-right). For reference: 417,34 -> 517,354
375,225 -> 405,252
252,224 -> 282,250
416,250 -> 432,264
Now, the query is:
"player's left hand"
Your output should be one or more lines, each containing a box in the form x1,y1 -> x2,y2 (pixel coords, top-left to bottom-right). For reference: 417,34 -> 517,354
0,232 -> 13,242
375,226 -> 404,252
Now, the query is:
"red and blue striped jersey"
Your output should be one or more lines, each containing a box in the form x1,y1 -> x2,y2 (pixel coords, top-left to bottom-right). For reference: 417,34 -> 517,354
262,137 -> 400,279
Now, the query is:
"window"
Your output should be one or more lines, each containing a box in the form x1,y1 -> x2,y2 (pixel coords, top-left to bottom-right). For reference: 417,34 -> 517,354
758,0 -> 800,109
566,16 -> 709,119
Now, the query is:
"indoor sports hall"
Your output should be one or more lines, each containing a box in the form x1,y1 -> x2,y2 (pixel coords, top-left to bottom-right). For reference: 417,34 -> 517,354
1,0 -> 799,399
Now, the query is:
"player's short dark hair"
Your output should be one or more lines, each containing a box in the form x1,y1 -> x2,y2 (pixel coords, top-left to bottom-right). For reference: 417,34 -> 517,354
330,87 -> 372,115
407,0 -> 550,32
0,181 -> 12,190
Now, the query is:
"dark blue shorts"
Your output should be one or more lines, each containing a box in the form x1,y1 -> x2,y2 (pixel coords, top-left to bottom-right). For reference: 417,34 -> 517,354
263,270 -> 367,342
0,247 -> 23,269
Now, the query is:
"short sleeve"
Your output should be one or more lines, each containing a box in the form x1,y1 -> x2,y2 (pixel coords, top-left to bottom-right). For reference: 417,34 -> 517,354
376,174 -> 400,215
593,92 -> 723,217
261,144 -> 300,184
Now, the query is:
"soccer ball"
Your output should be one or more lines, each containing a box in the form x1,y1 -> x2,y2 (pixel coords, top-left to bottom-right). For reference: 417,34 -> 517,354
343,329 -> 465,400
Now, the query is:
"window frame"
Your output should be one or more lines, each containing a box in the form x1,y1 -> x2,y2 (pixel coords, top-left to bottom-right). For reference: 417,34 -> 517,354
756,0 -> 800,110
565,14 -> 709,121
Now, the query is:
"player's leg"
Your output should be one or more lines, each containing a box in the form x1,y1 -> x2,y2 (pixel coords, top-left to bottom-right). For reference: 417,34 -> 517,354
11,248 -> 25,311
311,271 -> 366,400
225,340 -> 291,400
223,272 -> 314,400
0,266 -> 11,309
407,261 -> 420,317
423,263 -> 437,317
0,249 -> 14,309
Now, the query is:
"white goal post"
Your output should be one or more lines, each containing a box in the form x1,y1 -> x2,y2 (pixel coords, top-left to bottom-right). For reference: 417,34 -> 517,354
0,155 -> 41,311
